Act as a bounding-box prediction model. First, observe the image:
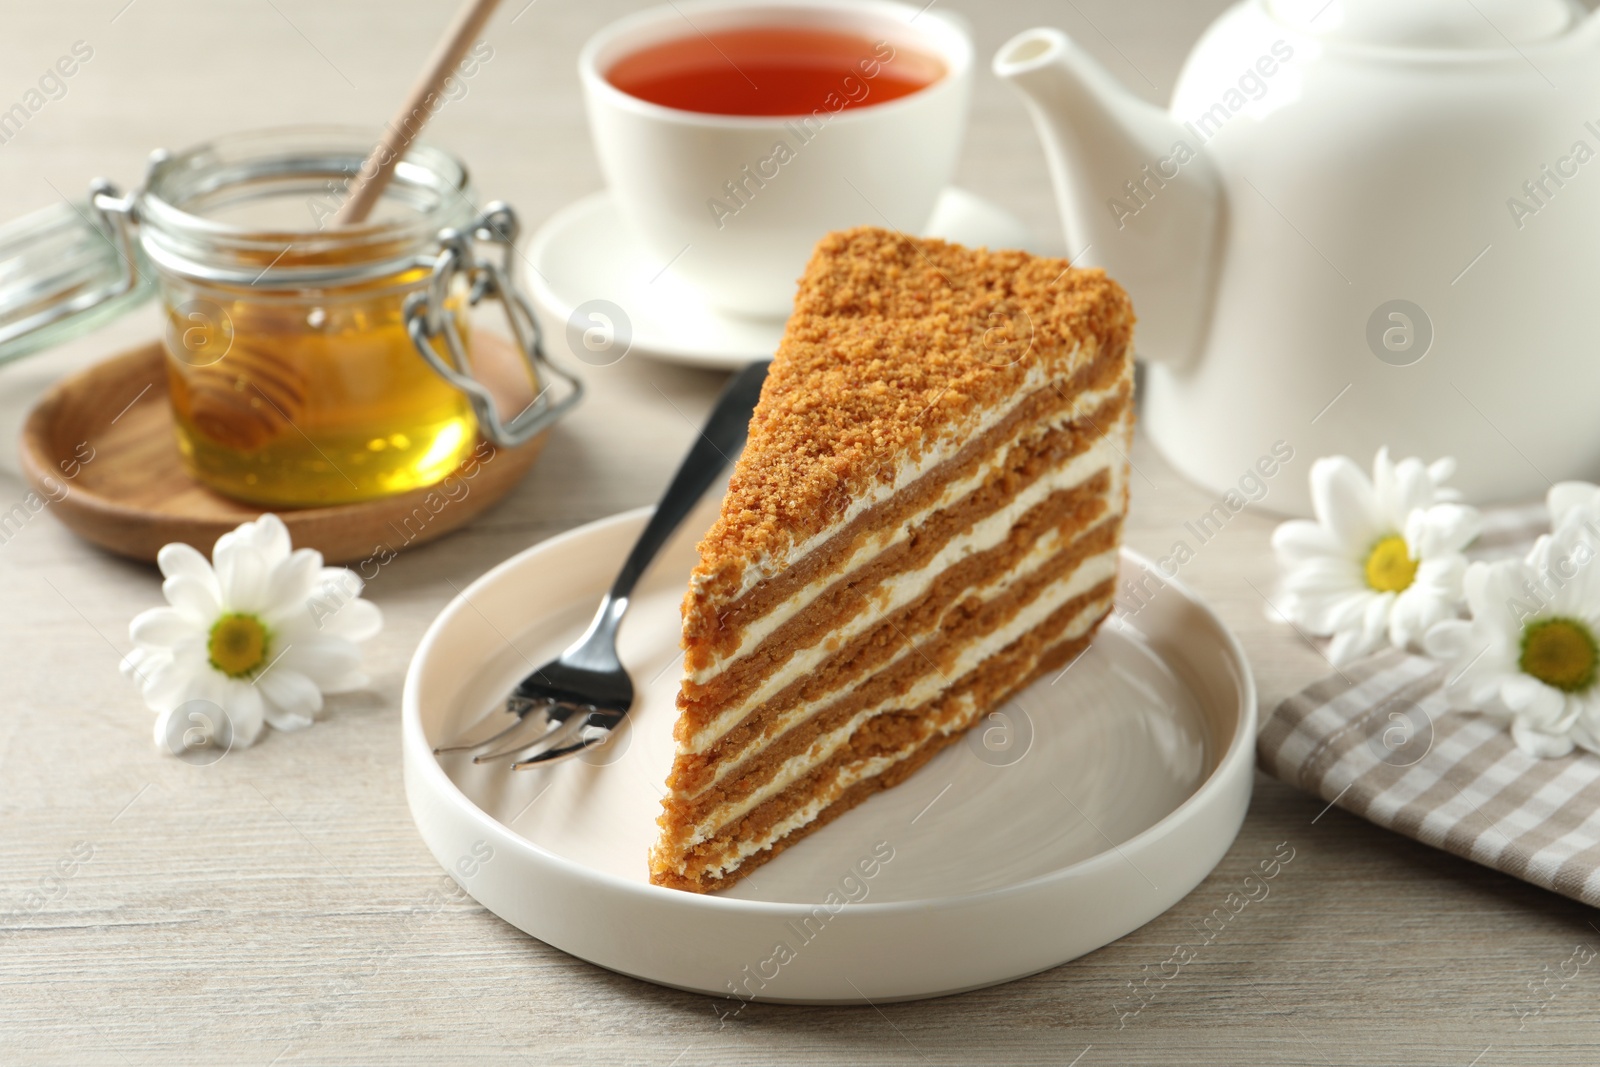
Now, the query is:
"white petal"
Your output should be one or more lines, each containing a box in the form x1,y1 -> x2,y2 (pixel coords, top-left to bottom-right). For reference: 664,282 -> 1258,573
157,542 -> 218,590
1548,482 -> 1600,529
1328,624 -> 1381,665
317,567 -> 364,601
1427,456 -> 1457,489
129,607 -> 200,649
263,549 -> 325,618
1424,618 -> 1476,660
1412,554 -> 1467,587
1511,718 -> 1575,759
121,644 -> 168,684
163,574 -> 220,625
1385,456 -> 1436,526
152,705 -> 180,754
1282,555 -> 1365,595
1467,560 -> 1536,634
1370,447 -> 1408,521
263,705 -> 315,732
1557,693 -> 1586,732
254,514 -> 293,563
259,668 -> 323,731
315,598 -> 383,644
1407,504 -> 1483,559
139,654 -> 197,711
1389,587 -> 1453,650
216,513 -> 293,569
1540,516 -> 1600,601
1272,520 -> 1343,565
1289,588 -> 1371,636
1361,592 -> 1394,642
1311,456 -> 1384,550
214,542 -> 270,614
1523,533 -> 1556,577
270,567 -> 369,639
1501,675 -> 1566,723
1569,697 -> 1600,755
1467,667 -> 1515,711
1409,562 -> 1469,619
220,680 -> 265,747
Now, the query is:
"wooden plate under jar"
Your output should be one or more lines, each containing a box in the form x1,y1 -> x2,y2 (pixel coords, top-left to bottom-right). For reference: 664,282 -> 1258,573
19,333 -> 550,565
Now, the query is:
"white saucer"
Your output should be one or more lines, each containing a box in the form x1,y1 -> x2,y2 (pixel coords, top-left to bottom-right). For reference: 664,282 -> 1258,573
402,498 -> 1257,1002
525,188 -> 1043,371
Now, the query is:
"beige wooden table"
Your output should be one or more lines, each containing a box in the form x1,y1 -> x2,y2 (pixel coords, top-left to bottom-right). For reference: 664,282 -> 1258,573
1,2 -> 1595,1064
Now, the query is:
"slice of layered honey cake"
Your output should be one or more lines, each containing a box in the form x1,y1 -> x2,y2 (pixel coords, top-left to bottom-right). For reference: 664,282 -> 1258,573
649,227 -> 1134,892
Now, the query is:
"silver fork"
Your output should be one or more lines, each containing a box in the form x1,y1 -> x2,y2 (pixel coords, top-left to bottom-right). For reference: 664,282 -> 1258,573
435,359 -> 770,769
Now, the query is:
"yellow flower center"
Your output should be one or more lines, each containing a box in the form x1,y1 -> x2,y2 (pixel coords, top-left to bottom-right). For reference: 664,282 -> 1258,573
208,613 -> 270,678
1520,617 -> 1598,693
1364,534 -> 1418,593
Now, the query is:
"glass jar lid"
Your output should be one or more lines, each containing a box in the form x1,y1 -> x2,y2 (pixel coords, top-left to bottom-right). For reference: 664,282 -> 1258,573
0,186 -> 154,365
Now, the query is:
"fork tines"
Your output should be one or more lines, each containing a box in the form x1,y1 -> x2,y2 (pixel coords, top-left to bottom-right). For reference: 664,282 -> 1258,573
434,696 -> 615,767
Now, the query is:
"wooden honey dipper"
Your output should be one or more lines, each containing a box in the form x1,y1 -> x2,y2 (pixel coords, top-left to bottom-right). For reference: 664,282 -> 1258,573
180,339 -> 310,452
182,0 -> 502,453
335,0 -> 504,225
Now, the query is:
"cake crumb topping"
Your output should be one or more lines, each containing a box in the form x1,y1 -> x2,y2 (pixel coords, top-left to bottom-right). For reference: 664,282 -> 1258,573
685,227 -> 1134,628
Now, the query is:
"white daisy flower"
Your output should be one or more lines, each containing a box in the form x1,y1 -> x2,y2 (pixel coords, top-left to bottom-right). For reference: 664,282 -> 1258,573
1271,448 -> 1480,665
1427,487 -> 1600,758
121,514 -> 382,752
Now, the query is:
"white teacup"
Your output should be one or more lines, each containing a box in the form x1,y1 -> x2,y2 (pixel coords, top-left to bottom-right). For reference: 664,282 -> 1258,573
579,0 -> 973,319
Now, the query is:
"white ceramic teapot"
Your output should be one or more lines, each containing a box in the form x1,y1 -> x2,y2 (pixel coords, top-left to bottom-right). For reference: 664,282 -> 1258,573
996,0 -> 1600,514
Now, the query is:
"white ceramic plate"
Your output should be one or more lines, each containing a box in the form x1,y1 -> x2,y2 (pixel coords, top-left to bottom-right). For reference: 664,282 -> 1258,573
403,501 -> 1256,1003
524,188 -> 1043,371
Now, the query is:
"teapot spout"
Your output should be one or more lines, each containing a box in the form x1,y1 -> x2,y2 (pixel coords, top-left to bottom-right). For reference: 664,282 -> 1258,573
995,28 -> 1222,369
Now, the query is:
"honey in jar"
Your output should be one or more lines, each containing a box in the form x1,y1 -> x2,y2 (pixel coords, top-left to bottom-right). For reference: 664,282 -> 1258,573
138,129 -> 485,507
162,264 -> 475,505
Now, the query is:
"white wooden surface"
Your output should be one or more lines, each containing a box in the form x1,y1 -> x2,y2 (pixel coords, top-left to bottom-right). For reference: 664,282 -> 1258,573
1,2 -> 1596,1063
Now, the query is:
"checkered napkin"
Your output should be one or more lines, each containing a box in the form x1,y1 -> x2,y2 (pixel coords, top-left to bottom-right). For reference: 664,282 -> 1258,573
1256,501 -> 1600,907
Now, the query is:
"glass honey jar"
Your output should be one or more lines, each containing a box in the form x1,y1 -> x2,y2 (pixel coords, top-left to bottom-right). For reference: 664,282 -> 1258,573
0,127 -> 581,507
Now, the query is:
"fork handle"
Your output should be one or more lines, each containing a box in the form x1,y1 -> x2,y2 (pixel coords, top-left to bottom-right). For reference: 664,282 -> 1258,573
608,360 -> 771,600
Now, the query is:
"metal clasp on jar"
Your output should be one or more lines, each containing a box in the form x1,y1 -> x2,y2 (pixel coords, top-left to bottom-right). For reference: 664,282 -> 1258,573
405,203 -> 583,449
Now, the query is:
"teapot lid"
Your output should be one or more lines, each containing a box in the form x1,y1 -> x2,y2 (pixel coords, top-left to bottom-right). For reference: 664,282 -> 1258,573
1266,0 -> 1581,49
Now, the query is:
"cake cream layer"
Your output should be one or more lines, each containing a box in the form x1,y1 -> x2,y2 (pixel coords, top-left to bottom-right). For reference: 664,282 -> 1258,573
667,468 -> 1123,809
689,358 -> 1129,682
676,538 -> 1121,848
656,587 -> 1117,890
663,513 -> 1120,842
680,336 -> 1131,677
665,478 -> 1123,808
681,414 -> 1128,757
686,372 -> 1130,689
669,454 -> 1125,806
683,497 -> 1121,807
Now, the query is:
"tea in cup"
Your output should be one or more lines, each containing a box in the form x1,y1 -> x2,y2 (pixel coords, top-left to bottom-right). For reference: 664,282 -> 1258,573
580,0 -> 973,317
